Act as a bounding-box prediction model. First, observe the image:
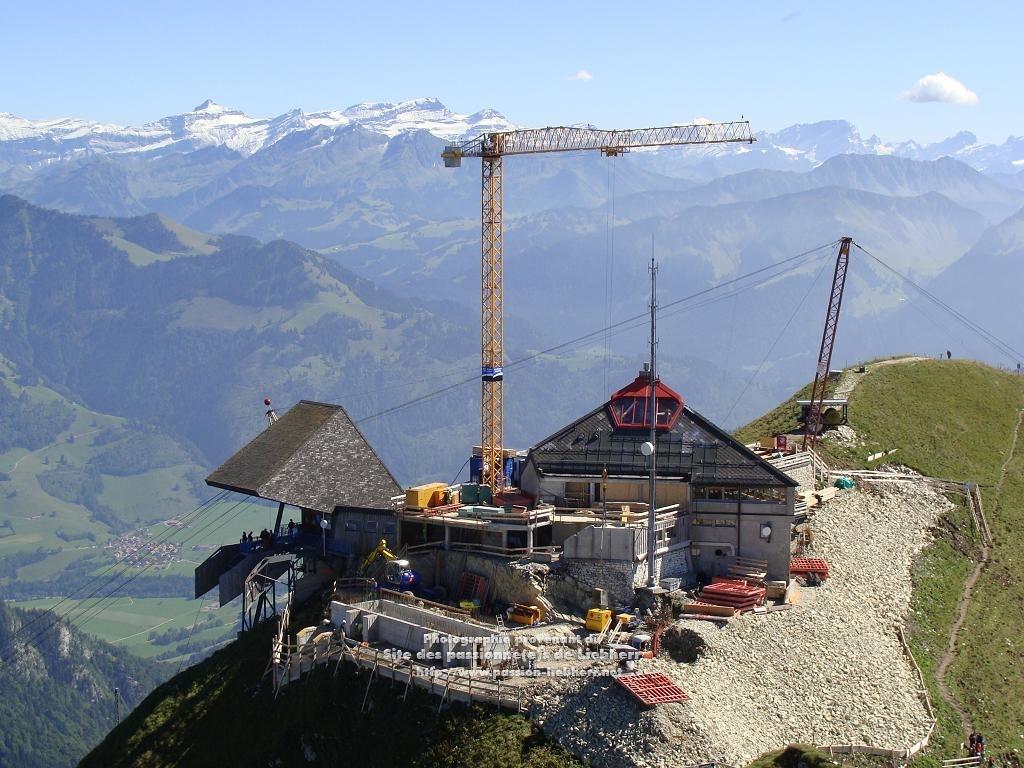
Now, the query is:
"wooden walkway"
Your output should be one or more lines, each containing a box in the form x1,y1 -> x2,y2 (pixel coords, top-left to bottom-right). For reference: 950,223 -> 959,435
269,620 -> 527,713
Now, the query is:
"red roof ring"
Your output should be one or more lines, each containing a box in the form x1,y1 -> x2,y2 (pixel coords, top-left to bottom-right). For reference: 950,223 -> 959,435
608,374 -> 684,430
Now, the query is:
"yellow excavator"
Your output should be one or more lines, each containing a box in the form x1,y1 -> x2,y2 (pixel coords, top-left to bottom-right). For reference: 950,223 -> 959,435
357,539 -> 397,576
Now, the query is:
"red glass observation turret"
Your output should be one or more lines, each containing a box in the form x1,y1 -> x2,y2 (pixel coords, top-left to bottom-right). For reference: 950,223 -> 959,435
607,368 -> 684,430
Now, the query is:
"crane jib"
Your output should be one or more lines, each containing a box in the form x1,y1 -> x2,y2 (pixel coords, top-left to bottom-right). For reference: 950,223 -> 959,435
443,121 -> 754,161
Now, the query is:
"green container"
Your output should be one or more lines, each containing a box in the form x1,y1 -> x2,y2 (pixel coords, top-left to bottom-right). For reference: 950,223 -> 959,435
478,485 -> 493,505
460,483 -> 480,505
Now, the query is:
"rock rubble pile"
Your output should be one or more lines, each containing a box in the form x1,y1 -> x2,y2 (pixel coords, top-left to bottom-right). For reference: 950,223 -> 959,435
533,481 -> 953,767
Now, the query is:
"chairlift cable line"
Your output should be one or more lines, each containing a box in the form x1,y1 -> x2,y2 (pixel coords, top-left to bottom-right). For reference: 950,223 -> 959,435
355,242 -> 839,425
12,495 -> 254,663
0,489 -> 228,657
2,495 -> 249,663
69,495 -> 257,636
0,493 -> 253,668
52,494 -> 247,631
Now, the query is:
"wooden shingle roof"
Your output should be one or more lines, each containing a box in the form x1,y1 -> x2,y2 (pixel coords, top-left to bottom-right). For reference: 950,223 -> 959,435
206,400 -> 402,512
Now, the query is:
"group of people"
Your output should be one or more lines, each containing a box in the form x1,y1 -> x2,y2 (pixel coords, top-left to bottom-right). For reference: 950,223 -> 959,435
239,520 -> 305,550
239,529 -> 276,549
968,731 -> 986,757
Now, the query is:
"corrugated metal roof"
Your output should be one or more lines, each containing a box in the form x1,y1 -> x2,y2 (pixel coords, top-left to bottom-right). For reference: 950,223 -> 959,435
527,400 -> 797,488
206,400 -> 402,512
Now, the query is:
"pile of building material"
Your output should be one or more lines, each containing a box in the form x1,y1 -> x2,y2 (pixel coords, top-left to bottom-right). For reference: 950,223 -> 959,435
614,672 -> 689,707
695,578 -> 766,612
789,556 -> 831,580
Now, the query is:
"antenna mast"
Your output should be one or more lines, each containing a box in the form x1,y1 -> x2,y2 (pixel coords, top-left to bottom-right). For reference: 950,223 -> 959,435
646,253 -> 659,588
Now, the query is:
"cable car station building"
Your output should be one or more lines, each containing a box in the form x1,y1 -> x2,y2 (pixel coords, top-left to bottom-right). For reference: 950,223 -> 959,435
519,368 -> 798,601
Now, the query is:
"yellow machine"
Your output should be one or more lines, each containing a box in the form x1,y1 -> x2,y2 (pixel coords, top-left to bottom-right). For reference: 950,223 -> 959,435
357,539 -> 397,576
585,608 -> 612,632
507,603 -> 544,626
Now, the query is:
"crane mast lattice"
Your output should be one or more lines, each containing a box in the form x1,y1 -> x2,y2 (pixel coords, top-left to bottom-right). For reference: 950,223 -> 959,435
803,236 -> 853,452
443,121 -> 755,491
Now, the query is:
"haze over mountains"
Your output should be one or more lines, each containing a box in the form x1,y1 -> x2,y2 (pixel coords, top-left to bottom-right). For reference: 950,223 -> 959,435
0,97 -> 1021,486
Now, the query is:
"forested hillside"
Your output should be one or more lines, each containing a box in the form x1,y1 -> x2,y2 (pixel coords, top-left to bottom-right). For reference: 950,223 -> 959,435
0,599 -> 166,767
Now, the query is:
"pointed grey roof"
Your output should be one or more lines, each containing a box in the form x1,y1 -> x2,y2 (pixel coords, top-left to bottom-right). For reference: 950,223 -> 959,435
527,401 -> 797,488
206,400 -> 402,512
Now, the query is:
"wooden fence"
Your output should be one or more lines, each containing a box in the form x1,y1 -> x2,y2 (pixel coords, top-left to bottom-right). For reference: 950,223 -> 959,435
269,627 -> 527,712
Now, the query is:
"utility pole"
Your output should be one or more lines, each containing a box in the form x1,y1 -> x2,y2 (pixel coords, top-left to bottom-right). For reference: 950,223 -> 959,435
113,686 -> 120,725
646,255 -> 659,588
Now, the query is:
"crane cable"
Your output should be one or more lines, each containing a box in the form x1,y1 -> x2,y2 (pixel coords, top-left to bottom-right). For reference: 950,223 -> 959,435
721,249 -> 836,425
853,243 -> 1023,363
0,489 -> 228,659
0,493 -> 257,668
603,155 -> 617,396
354,241 -> 840,425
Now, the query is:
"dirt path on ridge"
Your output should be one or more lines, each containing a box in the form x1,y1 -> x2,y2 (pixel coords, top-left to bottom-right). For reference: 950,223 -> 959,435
833,356 -> 929,399
935,405 -> 1023,737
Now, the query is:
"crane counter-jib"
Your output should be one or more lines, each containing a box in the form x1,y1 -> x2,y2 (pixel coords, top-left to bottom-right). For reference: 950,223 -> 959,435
442,120 -> 755,165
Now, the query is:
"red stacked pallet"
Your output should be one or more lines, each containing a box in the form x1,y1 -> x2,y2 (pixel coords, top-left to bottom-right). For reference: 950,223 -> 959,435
789,556 -> 831,579
615,672 -> 689,707
697,577 -> 766,612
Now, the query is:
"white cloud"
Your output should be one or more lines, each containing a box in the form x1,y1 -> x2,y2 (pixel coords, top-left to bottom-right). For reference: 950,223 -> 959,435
900,72 -> 979,105
567,70 -> 593,82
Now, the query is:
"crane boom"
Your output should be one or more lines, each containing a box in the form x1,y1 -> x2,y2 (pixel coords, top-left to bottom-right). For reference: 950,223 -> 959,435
443,120 -> 754,162
802,237 -> 853,453
443,120 -> 754,491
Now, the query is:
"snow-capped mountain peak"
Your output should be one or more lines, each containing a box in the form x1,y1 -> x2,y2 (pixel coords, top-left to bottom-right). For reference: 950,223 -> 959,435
0,98 -> 517,158
1,101 -> 1021,174
192,99 -> 227,113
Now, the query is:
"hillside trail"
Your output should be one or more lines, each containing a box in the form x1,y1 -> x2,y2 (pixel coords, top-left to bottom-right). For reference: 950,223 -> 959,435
833,355 -> 929,399
934,404 -> 1023,738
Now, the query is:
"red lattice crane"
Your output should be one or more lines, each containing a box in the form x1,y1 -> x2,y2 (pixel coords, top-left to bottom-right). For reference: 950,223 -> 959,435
802,236 -> 853,452
442,120 -> 755,490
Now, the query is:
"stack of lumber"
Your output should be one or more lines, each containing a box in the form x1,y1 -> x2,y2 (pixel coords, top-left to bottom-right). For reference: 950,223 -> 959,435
697,577 -> 766,612
682,601 -> 736,618
728,556 -> 768,582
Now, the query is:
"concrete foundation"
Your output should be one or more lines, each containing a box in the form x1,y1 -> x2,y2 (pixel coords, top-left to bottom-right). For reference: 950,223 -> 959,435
330,598 -> 501,668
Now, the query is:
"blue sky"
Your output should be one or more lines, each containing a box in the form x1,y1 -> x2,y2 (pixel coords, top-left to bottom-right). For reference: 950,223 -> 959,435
2,1 -> 1018,143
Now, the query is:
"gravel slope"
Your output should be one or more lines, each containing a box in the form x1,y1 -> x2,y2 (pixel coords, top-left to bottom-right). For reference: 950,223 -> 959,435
533,481 -> 951,767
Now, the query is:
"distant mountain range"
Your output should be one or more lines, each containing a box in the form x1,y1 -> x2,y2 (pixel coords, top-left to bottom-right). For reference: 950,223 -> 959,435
2,98 -> 1023,174
0,98 -> 514,159
0,98 -> 1021,478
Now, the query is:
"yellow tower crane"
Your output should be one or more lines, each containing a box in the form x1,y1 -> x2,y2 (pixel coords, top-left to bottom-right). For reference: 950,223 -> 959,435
442,121 -> 755,491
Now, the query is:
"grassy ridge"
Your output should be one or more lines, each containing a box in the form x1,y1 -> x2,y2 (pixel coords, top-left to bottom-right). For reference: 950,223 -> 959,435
81,620 -> 579,768
737,359 -> 1024,757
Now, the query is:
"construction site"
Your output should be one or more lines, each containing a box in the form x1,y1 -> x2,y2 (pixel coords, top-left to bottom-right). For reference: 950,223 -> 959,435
189,124 -> 994,767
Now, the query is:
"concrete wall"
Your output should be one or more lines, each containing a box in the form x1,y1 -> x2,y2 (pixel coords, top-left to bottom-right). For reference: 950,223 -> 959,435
407,550 -> 544,608
330,598 -> 498,668
562,525 -> 641,561
689,500 -> 792,580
